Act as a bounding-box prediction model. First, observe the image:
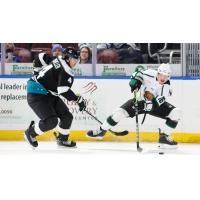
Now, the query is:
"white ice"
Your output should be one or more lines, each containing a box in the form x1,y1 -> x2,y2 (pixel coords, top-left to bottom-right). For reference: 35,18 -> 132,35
0,141 -> 200,155
1,141 -> 200,200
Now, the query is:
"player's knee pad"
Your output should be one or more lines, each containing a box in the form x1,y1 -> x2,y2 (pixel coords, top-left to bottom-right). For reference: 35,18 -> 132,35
107,108 -> 129,126
166,118 -> 178,128
166,108 -> 181,128
59,112 -> 73,129
42,116 -> 58,131
167,108 -> 181,121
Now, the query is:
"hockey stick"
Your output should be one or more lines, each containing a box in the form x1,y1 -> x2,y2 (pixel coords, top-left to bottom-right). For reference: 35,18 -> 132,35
134,91 -> 143,152
85,110 -> 129,136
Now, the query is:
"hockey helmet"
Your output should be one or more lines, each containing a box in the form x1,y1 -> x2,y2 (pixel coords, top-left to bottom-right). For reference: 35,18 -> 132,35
62,48 -> 79,60
157,63 -> 171,77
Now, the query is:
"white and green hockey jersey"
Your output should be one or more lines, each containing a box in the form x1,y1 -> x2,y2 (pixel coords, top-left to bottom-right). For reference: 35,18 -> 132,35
130,69 -> 171,107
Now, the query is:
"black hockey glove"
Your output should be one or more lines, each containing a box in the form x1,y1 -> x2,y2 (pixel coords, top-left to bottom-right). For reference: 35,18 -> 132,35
76,95 -> 86,111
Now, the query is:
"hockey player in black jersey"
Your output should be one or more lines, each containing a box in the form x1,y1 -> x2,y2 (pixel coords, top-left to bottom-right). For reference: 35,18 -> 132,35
24,48 -> 86,148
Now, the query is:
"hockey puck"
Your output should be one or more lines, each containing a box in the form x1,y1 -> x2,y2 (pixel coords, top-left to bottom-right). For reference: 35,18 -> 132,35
159,152 -> 164,155
137,147 -> 143,152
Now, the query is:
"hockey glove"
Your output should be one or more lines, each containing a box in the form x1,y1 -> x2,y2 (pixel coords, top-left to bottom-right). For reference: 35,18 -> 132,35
144,91 -> 155,101
129,79 -> 142,93
76,95 -> 86,111
144,91 -> 161,112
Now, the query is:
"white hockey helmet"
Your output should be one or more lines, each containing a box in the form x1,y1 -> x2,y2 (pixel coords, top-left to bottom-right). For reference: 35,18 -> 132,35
157,63 -> 171,77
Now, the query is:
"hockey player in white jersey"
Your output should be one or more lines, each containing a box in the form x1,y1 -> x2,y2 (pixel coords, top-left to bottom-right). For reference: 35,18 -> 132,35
87,63 -> 181,149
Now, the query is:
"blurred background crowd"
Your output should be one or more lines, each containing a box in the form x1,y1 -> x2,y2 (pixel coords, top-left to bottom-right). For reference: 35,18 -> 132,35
0,43 -> 181,64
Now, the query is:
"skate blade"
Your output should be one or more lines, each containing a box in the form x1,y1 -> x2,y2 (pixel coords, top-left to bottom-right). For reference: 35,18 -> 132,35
23,134 -> 37,150
158,144 -> 178,150
56,144 -> 77,149
86,134 -> 104,140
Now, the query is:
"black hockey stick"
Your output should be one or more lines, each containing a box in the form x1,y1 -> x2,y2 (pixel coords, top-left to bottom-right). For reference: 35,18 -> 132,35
134,91 -> 143,152
85,110 -> 129,136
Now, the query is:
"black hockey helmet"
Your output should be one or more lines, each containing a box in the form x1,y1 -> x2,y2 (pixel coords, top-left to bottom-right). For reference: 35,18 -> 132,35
62,48 -> 79,60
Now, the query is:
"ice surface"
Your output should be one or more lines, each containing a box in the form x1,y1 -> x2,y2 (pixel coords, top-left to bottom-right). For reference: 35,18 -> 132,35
0,141 -> 200,155
1,141 -> 200,200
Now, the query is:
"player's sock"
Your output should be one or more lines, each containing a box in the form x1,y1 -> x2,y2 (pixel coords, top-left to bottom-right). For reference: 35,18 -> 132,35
24,121 -> 39,148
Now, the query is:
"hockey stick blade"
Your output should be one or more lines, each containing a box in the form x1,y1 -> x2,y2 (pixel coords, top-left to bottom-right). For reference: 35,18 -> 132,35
109,129 -> 129,136
137,142 -> 143,152
85,110 -> 129,136
137,147 -> 143,152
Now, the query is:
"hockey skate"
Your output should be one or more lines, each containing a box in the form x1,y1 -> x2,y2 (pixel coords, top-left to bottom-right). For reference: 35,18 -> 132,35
54,132 -> 76,148
158,132 -> 178,149
86,128 -> 107,139
24,121 -> 39,148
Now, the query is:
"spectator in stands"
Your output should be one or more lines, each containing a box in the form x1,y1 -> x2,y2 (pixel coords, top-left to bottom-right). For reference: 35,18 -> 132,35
115,43 -> 143,64
16,49 -> 31,63
79,43 -> 93,49
5,43 -> 32,63
52,44 -> 63,58
97,43 -> 143,64
97,49 -> 119,64
79,46 -> 92,64
5,43 -> 15,63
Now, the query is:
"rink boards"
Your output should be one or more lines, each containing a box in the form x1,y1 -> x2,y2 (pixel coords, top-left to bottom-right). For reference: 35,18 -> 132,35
0,76 -> 200,143
1,130 -> 200,143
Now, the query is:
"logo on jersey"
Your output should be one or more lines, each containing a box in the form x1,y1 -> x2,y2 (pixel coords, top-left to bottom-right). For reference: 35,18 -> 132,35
52,59 -> 61,69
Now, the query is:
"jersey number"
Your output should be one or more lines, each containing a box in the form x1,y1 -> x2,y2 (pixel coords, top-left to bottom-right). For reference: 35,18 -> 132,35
157,96 -> 165,104
52,59 -> 61,69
